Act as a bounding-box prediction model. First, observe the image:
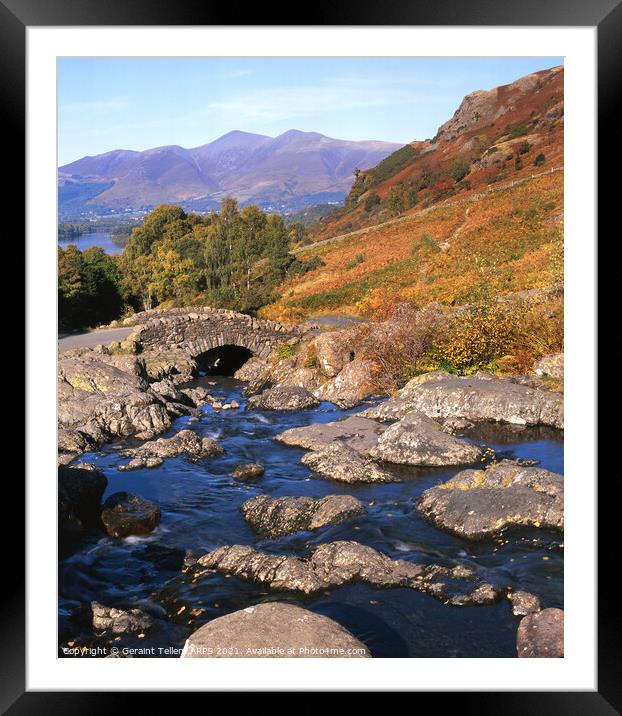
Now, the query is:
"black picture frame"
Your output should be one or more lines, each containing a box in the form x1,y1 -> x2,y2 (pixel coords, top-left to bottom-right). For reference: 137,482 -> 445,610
6,0 -> 610,709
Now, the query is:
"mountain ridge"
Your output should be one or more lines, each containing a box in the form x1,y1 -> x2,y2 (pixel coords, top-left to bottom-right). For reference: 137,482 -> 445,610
58,130 -> 403,217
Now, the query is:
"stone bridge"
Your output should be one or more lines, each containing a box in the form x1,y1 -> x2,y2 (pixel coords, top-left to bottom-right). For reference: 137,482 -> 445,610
125,307 -> 299,371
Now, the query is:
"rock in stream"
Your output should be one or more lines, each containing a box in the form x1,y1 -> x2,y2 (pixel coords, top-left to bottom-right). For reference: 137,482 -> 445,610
194,540 -> 499,606
417,460 -> 564,540
182,602 -> 370,658
241,494 -> 366,537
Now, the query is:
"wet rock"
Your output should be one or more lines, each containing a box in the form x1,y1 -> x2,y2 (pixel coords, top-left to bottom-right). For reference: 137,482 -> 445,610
179,386 -> 210,406
101,492 -> 161,538
148,381 -> 201,421
91,601 -> 153,635
509,591 -> 541,616
196,540 -> 499,606
231,463 -> 265,482
301,442 -> 398,484
58,464 -> 108,535
313,357 -> 376,408
241,494 -> 366,537
533,353 -> 564,380
370,412 -> 484,466
417,460 -> 564,540
276,415 -> 386,456
247,385 -> 320,411
517,608 -> 564,657
361,372 -> 563,429
182,602 -> 370,658
118,429 -> 223,471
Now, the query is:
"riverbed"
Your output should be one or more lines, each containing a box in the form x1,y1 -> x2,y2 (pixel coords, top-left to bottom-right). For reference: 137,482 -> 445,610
59,376 -> 563,658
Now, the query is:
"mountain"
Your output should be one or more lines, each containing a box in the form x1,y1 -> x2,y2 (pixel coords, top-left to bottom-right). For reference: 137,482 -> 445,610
307,65 -> 564,243
260,65 -> 564,323
58,130 -> 402,217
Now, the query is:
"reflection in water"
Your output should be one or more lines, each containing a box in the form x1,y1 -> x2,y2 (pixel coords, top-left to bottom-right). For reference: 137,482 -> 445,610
59,377 -> 564,658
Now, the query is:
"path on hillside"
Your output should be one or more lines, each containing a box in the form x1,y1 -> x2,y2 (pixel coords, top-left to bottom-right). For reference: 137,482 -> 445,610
58,326 -> 133,352
292,166 -> 563,256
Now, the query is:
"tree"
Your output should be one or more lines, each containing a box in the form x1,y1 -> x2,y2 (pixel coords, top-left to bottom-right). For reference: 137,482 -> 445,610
124,204 -> 189,260
387,186 -> 404,215
58,245 -> 124,328
118,252 -> 156,311
364,192 -> 381,212
264,214 -> 293,282
450,159 -> 471,183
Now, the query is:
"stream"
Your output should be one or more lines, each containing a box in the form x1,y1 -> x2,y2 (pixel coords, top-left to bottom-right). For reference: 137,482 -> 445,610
59,376 -> 563,658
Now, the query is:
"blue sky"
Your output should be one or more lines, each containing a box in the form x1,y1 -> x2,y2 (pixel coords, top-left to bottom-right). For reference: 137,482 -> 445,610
58,56 -> 562,166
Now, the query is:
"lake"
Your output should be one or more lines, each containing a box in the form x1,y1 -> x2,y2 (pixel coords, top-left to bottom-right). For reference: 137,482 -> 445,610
58,232 -> 124,255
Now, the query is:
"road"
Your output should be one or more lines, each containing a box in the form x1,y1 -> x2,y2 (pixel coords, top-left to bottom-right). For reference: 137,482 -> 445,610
58,326 -> 134,352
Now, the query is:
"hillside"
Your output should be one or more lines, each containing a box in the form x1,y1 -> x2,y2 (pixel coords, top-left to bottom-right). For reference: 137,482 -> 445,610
58,130 -> 402,217
262,65 -> 564,323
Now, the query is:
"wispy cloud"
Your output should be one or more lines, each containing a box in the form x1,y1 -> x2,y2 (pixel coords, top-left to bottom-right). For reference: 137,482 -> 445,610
217,68 -> 253,79
203,80 -> 449,123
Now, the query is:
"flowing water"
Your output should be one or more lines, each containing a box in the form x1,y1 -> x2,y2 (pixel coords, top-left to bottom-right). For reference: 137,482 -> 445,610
59,376 -> 563,658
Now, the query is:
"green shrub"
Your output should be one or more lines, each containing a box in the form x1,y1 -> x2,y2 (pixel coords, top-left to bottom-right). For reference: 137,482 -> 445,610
275,343 -> 295,360
508,124 -> 529,139
346,253 -> 366,269
368,144 -> 419,187
450,159 -> 470,183
534,153 -> 546,166
364,192 -> 381,212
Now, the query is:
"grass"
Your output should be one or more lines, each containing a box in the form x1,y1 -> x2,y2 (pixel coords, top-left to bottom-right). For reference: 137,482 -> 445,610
261,171 -> 563,324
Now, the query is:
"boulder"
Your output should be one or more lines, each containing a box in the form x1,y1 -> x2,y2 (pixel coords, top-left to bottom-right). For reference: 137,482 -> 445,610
182,603 -> 370,658
91,601 -> 153,635
231,463 -> 265,482
241,494 -> 366,537
118,429 -> 223,471
533,353 -> 564,380
141,348 -> 197,384
276,415 -> 386,456
313,330 -> 353,377
179,386 -> 213,407
234,357 -> 272,395
276,367 -> 324,393
58,429 -> 99,465
313,357 -> 376,408
58,352 -> 186,450
361,372 -> 563,429
417,461 -> 564,540
247,385 -> 319,411
100,492 -> 161,538
195,540 -> 499,606
58,464 -> 108,535
301,442 -> 398,484
369,412 -> 484,467
517,608 -> 564,658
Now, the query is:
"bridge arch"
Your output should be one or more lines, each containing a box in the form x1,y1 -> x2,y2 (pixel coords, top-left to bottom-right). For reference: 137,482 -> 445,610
128,307 -> 299,375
